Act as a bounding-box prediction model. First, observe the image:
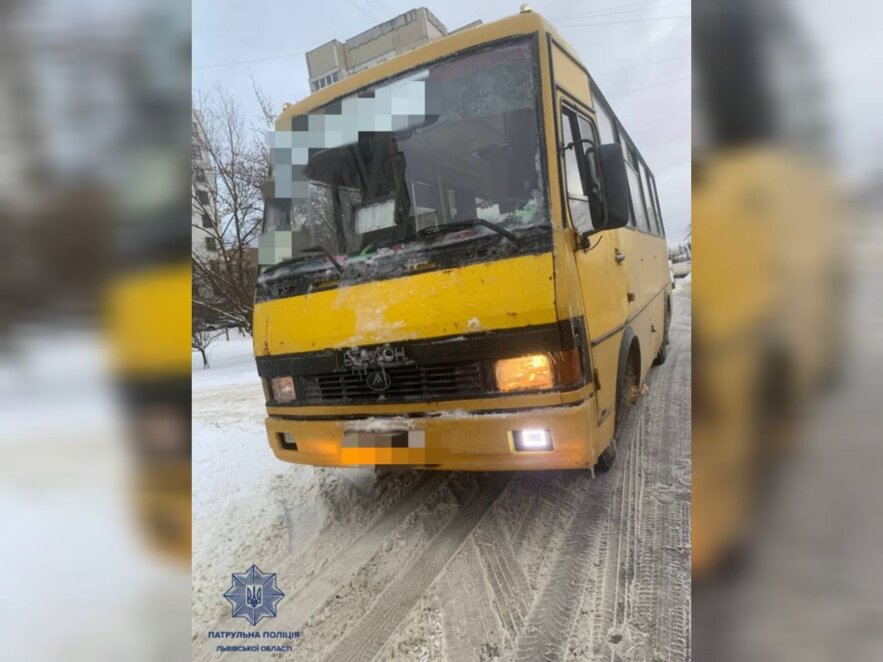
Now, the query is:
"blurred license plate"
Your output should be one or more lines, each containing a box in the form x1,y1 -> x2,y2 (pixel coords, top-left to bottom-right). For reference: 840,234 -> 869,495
341,429 -> 425,449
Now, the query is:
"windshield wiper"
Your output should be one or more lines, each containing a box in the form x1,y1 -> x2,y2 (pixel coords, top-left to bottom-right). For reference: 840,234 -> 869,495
416,218 -> 520,246
260,244 -> 343,278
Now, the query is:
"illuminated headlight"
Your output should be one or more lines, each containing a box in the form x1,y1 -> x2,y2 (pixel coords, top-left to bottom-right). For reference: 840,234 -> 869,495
513,428 -> 552,451
270,376 -> 296,402
494,354 -> 554,392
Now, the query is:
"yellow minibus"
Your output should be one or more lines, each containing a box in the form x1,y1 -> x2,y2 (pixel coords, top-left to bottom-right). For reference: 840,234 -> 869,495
254,9 -> 672,472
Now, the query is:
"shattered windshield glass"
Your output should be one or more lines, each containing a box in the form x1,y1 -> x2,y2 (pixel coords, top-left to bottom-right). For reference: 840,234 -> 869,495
258,38 -> 548,285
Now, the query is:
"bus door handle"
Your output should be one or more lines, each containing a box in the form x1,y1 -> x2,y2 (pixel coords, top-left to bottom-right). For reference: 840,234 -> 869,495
614,249 -> 626,264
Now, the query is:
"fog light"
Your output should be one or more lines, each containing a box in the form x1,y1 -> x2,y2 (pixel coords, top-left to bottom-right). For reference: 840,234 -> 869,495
513,428 -> 552,451
270,376 -> 296,402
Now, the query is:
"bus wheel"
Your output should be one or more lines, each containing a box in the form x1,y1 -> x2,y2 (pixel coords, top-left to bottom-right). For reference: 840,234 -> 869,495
594,441 -> 617,472
653,340 -> 668,365
653,298 -> 671,366
615,340 -> 641,433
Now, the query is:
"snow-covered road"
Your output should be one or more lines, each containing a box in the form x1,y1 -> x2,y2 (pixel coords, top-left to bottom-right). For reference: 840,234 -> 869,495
192,291 -> 691,661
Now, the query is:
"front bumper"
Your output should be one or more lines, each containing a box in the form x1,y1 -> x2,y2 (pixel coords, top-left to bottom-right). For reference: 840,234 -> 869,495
264,399 -> 601,471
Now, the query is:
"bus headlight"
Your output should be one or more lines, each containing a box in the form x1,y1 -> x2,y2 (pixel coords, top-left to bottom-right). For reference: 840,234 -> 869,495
495,354 -> 554,392
270,376 -> 296,402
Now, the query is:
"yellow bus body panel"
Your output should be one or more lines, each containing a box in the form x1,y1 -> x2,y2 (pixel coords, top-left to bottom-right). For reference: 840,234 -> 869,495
106,263 -> 192,377
253,252 -> 556,356
266,400 -> 599,472
106,263 -> 192,563
692,149 -> 846,576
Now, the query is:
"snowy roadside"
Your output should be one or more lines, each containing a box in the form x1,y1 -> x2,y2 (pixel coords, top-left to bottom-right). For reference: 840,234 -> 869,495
192,336 -> 329,635
1,330 -> 189,662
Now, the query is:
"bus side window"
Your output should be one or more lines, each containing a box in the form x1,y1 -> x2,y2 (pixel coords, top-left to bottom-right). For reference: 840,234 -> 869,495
596,99 -> 617,145
617,129 -> 637,228
560,109 -> 594,233
625,142 -> 652,233
640,162 -> 661,235
649,175 -> 665,237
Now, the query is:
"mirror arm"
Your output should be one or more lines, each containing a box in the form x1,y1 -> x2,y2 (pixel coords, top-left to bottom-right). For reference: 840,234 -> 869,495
577,231 -> 604,252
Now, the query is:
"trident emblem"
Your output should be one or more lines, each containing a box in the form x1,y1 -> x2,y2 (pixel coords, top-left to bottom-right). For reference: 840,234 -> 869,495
247,585 -> 263,608
225,564 -> 285,626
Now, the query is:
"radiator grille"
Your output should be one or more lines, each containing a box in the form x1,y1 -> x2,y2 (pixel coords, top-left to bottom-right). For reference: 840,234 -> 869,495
297,361 -> 485,404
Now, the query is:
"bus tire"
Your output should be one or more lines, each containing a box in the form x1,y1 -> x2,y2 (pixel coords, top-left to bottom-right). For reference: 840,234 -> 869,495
594,441 -> 617,472
615,330 -> 641,435
653,296 -> 671,366
653,341 -> 668,365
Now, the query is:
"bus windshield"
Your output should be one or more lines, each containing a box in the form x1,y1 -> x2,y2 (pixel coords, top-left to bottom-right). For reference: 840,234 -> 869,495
258,37 -> 548,282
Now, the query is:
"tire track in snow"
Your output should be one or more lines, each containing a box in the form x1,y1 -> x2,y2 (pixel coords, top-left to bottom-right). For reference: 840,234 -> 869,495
512,372 -> 650,661
473,511 -> 533,644
514,290 -> 691,662
193,472 -> 451,662
438,538 -> 507,661
283,472 -> 448,630
586,290 -> 690,662
655,294 -> 692,661
512,470 -> 620,661
322,473 -> 512,662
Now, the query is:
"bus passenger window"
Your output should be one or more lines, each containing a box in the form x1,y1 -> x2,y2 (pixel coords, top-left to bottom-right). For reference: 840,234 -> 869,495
640,162 -> 661,235
625,143 -> 651,233
649,175 -> 665,236
596,100 -> 617,145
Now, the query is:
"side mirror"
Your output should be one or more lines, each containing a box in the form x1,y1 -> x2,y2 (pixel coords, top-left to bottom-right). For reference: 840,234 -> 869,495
598,143 -> 630,230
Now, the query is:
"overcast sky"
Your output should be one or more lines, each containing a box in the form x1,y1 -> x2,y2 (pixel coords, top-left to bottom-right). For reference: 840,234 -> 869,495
193,0 -> 691,243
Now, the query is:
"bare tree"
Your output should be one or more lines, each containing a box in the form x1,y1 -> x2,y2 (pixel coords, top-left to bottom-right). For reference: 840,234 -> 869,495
192,325 -> 226,369
192,87 -> 273,335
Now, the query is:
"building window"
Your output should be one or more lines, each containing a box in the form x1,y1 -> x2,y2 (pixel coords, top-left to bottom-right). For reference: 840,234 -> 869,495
197,190 -> 210,206
205,237 -> 217,251
195,168 -> 206,183
312,70 -> 341,92
192,145 -> 202,160
201,213 -> 213,228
